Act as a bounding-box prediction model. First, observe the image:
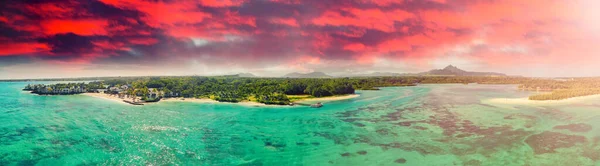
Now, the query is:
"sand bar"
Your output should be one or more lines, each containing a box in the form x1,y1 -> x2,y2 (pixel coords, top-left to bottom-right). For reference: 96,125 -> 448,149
294,94 -> 360,103
483,94 -> 600,106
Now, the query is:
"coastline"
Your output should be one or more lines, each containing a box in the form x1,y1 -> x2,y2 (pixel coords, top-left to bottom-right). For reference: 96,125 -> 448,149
483,94 -> 600,106
81,93 -> 360,107
82,93 -> 137,105
161,97 -> 272,107
293,94 -> 360,103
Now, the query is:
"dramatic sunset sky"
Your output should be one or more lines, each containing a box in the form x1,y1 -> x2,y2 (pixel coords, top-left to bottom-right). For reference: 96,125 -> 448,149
1,0 -> 599,79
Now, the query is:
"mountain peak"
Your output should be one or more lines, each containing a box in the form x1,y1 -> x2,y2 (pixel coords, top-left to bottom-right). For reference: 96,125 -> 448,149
444,65 -> 457,70
420,65 -> 505,76
442,65 -> 465,73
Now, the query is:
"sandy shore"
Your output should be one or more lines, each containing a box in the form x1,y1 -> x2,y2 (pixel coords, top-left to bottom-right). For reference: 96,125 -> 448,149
161,97 -> 219,103
294,94 -> 360,103
483,94 -> 600,106
83,93 -> 360,107
161,97 -> 273,107
82,93 -> 138,105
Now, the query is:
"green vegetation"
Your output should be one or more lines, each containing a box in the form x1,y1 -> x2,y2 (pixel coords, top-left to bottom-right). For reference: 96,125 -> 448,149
529,89 -> 600,100
24,82 -> 101,95
99,77 -> 360,105
24,75 -> 600,103
521,78 -> 600,100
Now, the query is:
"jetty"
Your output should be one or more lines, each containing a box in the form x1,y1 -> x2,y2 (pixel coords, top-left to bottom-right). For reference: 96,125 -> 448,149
123,100 -> 144,105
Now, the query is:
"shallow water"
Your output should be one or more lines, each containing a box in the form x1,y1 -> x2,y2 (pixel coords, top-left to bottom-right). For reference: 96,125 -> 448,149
1,82 -> 599,165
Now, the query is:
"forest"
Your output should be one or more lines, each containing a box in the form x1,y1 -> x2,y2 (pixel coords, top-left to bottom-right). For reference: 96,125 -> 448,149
521,77 -> 600,100
89,76 -> 542,104
25,76 -> 600,104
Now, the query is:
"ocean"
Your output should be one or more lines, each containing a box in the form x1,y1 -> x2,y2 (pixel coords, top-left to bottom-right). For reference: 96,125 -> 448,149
1,82 -> 599,165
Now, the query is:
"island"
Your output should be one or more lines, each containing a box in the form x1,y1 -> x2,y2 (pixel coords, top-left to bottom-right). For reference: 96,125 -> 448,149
22,76 -> 360,106
19,66 -> 600,105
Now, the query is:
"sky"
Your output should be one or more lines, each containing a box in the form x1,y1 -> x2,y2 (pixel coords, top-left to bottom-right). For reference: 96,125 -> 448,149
1,0 -> 600,79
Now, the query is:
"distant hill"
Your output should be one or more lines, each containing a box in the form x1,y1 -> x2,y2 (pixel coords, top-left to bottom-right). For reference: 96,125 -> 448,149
236,73 -> 256,77
283,72 -> 332,78
368,72 -> 409,77
419,65 -> 506,76
339,72 -> 409,77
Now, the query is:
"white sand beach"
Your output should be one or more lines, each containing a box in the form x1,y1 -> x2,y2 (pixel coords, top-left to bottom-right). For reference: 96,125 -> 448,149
294,94 -> 360,103
161,97 -> 219,103
82,93 -> 141,105
483,94 -> 600,106
161,97 -> 273,107
83,93 -> 360,107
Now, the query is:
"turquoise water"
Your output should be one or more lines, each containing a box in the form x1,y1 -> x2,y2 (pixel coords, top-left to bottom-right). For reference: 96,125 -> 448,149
1,82 -> 600,165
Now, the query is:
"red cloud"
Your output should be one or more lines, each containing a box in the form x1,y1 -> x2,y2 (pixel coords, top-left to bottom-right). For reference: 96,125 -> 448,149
25,2 -> 76,18
41,19 -> 109,36
100,0 -> 212,27
312,8 -> 414,32
128,37 -> 159,45
270,17 -> 299,27
200,0 -> 246,7
0,42 -> 50,56
2,0 -> 600,76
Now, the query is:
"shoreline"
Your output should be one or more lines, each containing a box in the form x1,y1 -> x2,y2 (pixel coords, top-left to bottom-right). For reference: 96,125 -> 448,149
293,94 -> 360,103
82,93 -> 138,105
82,93 -> 360,107
483,94 -> 600,106
160,97 -> 273,107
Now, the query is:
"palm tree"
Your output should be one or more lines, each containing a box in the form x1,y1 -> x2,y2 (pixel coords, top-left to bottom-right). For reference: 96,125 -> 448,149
131,89 -> 138,102
163,88 -> 171,97
151,88 -> 157,98
127,88 -> 134,99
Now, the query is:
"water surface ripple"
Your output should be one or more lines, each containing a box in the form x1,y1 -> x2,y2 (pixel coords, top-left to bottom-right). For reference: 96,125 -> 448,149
1,82 -> 600,165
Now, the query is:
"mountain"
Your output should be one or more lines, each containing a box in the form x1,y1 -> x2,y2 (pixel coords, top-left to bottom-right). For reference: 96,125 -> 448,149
368,72 -> 410,77
419,65 -> 506,76
236,73 -> 256,77
339,72 -> 409,77
283,72 -> 332,78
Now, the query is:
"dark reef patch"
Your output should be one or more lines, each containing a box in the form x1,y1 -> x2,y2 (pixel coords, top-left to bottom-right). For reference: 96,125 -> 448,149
464,160 -> 482,166
382,107 -> 418,121
397,122 -> 412,127
376,128 -> 391,135
314,132 -> 351,145
582,147 -> 600,161
264,141 -> 286,150
238,160 -> 264,166
503,113 -> 537,120
525,131 -> 587,154
537,109 -> 572,121
96,138 -> 122,153
353,123 -> 366,127
373,142 -> 444,155
553,123 -> 593,133
394,158 -> 407,164
319,122 -> 336,129
353,134 -> 371,144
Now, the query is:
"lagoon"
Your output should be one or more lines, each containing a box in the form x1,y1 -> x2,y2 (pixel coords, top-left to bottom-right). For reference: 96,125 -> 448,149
1,82 -> 600,165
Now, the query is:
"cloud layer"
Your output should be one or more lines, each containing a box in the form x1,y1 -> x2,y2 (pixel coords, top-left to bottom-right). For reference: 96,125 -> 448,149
1,0 -> 599,78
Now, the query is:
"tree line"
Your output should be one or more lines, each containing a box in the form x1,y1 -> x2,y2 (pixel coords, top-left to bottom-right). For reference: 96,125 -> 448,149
29,75 -> 600,103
